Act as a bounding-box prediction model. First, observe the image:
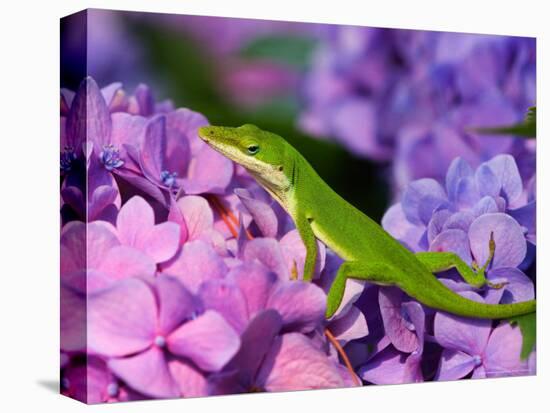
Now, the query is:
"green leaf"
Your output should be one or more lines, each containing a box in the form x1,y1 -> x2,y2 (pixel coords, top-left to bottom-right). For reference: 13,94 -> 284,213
470,106 -> 536,138
239,34 -> 318,69
509,312 -> 536,360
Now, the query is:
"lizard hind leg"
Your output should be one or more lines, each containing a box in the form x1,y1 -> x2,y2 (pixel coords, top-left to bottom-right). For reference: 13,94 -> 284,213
325,261 -> 397,318
414,251 -> 487,289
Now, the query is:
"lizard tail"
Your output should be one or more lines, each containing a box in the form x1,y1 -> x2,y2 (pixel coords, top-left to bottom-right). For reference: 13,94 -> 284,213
405,276 -> 536,319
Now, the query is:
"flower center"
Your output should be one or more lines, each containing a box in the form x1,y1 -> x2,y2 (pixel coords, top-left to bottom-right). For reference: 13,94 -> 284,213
160,170 -> 178,188
154,335 -> 166,348
473,355 -> 482,367
60,146 -> 77,172
99,145 -> 124,171
107,382 -> 119,397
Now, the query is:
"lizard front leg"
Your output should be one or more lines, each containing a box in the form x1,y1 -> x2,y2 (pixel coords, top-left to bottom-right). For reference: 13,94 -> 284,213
326,261 -> 397,318
295,212 -> 318,282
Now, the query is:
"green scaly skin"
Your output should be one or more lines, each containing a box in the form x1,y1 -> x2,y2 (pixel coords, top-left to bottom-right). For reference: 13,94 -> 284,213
198,124 -> 536,320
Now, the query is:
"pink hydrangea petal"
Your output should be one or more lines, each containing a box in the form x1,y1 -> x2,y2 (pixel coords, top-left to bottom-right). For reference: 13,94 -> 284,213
167,196 -> 188,245
142,221 -> 180,263
168,358 -> 208,398
98,245 -> 156,283
279,229 -> 326,280
156,275 -> 196,335
266,281 -> 326,333
108,347 -> 179,399
243,238 -> 289,280
199,279 -> 249,333
235,188 -> 278,238
178,195 -> 214,240
161,240 -> 227,294
182,145 -> 234,195
86,221 -> 120,269
226,262 -> 278,318
116,196 -> 154,243
468,213 -> 527,269
167,108 -> 208,154
164,109 -> 196,175
109,112 -> 147,149
258,333 -> 345,391
379,287 -> 418,353
89,278 -> 157,357
484,323 -> 529,378
436,349 -> 476,381
434,291 -> 491,356
60,285 -> 86,352
167,310 -> 240,372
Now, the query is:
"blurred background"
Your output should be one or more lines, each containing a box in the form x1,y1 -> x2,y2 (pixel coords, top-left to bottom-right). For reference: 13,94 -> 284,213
61,9 -> 536,222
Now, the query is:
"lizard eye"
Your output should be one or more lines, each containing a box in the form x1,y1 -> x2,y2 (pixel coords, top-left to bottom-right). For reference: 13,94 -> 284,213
247,145 -> 259,155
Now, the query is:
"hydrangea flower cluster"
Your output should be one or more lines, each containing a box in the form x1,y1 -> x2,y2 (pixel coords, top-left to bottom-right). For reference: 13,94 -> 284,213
377,153 -> 536,381
60,78 -> 365,403
60,78 -> 535,404
299,27 -> 536,191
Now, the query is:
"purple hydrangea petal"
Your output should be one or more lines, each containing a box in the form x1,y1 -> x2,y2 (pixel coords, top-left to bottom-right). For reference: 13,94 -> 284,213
140,115 -> 166,185
89,185 -> 118,221
468,213 -> 527,269
161,240 -> 227,294
484,323 -> 529,378
359,346 -> 421,384
436,349 -> 476,381
487,267 -> 535,304
475,164 -> 500,198
226,262 -> 278,318
379,287 -> 419,353
446,157 -> 474,204
266,281 -> 326,333
83,221 -> 120,269
429,229 -> 472,264
328,305 -> 369,345
168,310 -> 240,372
257,333 -> 345,391
108,347 -> 179,399
487,154 -> 523,206
434,291 -> 491,356
218,310 -> 283,391
442,211 -> 475,233
156,275 -> 196,335
427,209 -> 453,244
199,279 -> 249,333
243,238 -> 289,280
89,278 -> 156,357
508,201 -> 536,242
402,178 -> 449,226
472,195 -> 499,217
382,203 -> 425,251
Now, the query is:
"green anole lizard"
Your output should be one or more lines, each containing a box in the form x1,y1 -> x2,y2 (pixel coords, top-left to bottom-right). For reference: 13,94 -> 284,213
198,124 -> 536,320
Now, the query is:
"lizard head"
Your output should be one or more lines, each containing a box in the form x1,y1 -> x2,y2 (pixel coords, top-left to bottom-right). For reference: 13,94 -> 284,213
198,124 -> 294,206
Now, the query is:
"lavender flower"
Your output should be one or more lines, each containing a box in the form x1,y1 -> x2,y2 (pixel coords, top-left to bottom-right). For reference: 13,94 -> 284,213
300,28 -> 535,190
